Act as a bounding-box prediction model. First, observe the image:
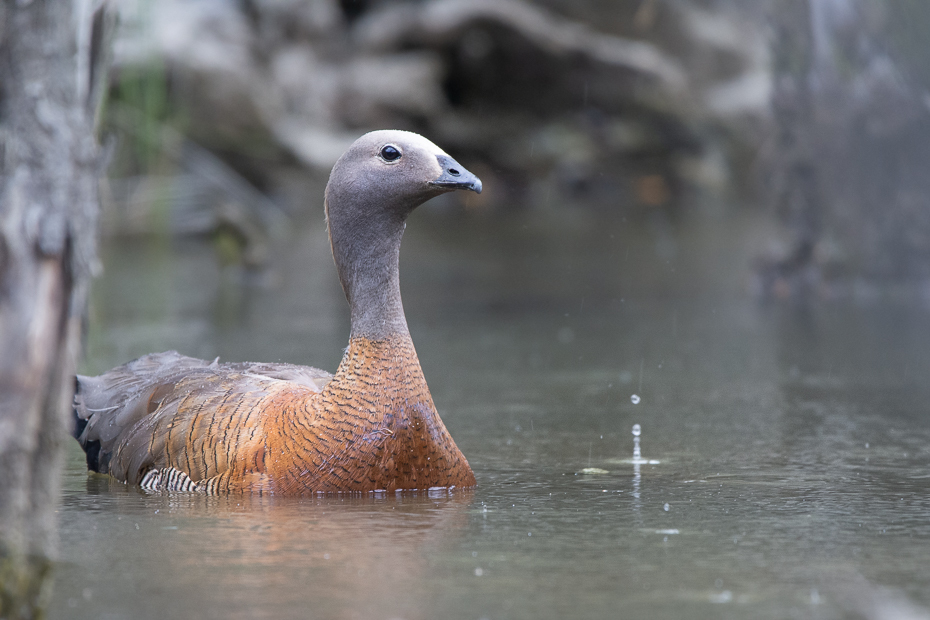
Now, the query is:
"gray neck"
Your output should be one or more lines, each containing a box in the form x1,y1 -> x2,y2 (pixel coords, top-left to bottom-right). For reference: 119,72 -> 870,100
328,204 -> 411,341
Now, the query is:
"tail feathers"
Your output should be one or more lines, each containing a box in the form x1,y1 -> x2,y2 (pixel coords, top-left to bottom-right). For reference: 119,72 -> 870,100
71,374 -> 86,438
72,375 -> 104,472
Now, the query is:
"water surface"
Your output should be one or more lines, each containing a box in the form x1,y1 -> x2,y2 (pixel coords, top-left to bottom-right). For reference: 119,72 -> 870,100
52,207 -> 930,619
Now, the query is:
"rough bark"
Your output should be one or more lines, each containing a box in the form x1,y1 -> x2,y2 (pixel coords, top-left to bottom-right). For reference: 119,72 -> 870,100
0,1 -> 111,617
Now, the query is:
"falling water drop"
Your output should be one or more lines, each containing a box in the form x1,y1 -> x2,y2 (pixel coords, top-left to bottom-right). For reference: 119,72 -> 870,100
631,394 -> 641,404
664,503 -> 670,511
629,424 -> 658,465
632,425 -> 642,463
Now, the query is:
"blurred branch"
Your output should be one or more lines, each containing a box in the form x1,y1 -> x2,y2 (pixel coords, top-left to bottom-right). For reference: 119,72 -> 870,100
355,0 -> 689,92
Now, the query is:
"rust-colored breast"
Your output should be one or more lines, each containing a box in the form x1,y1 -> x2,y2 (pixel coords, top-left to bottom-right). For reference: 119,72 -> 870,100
255,335 -> 476,493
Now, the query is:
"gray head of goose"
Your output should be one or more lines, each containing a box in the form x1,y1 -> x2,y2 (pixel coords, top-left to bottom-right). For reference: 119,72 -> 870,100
324,130 -> 482,340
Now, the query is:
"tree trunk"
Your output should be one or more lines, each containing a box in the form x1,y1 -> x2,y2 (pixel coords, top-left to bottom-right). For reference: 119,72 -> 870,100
0,1 -> 111,617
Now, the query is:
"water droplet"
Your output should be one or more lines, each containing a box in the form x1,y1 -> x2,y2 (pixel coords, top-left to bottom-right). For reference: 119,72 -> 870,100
472,551 -> 478,557
865,442 -> 869,448
475,568 -> 484,576
664,503 -> 670,511
632,424 -> 642,436
631,394 -> 641,404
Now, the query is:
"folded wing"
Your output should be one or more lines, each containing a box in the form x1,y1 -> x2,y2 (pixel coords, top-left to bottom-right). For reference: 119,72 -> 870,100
73,351 -> 332,487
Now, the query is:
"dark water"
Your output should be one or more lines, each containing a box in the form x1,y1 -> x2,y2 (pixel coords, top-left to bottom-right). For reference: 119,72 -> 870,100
51,206 -> 930,620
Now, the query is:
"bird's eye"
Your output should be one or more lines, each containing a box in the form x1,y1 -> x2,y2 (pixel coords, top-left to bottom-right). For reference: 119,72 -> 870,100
380,145 -> 402,162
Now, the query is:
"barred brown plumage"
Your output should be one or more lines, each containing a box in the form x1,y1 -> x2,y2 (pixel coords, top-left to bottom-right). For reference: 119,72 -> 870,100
72,130 -> 481,494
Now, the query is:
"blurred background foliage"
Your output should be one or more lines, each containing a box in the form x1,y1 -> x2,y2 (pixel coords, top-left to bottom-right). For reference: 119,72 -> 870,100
99,0 -> 930,295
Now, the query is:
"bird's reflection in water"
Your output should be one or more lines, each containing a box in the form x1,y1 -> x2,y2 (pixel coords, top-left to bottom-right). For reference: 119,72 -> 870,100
78,474 -> 475,620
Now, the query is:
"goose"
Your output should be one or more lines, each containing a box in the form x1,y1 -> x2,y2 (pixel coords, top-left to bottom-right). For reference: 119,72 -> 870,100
73,130 -> 480,494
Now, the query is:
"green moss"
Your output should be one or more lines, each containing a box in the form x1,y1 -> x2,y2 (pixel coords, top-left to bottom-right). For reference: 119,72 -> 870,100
0,552 -> 53,620
106,58 -> 192,174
